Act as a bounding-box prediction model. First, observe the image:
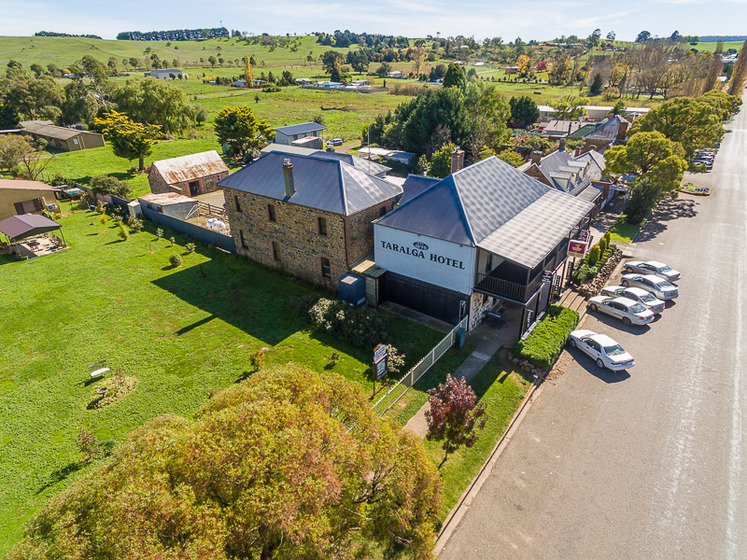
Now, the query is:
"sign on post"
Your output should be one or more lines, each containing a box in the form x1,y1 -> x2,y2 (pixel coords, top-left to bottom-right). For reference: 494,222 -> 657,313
567,239 -> 588,258
375,358 -> 388,380
373,344 -> 387,364
373,343 -> 388,381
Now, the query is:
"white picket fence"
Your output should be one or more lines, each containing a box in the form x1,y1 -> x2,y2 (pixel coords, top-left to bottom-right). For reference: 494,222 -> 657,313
372,316 -> 469,416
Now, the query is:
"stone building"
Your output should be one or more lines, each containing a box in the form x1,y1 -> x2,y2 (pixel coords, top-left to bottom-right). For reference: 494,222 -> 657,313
219,151 -> 402,289
148,151 -> 229,197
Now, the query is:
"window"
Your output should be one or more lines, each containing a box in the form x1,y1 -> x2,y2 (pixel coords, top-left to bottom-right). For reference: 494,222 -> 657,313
321,257 -> 331,278
379,206 -> 387,217
272,241 -> 281,261
317,216 -> 327,236
268,204 -> 276,222
239,230 -> 249,249
234,195 -> 242,213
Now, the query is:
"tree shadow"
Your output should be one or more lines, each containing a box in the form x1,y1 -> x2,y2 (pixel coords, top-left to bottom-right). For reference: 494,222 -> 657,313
36,461 -> 85,495
635,198 -> 700,243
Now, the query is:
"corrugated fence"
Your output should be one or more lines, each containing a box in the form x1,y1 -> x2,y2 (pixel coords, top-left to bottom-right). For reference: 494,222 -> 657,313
140,204 -> 235,253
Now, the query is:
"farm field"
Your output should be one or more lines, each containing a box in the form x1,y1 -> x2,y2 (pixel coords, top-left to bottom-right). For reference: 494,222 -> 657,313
0,202 -> 445,555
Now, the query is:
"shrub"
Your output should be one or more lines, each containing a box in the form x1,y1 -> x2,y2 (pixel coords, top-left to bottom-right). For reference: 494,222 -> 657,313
308,298 -> 389,348
385,345 -> 406,375
127,216 -> 143,232
98,215 -> 108,225
89,174 -> 132,199
587,245 -> 601,267
572,264 -> 598,284
185,242 -> 196,253
249,348 -> 266,371
169,253 -> 183,267
598,235 -> 607,255
156,228 -> 164,239
512,305 -> 579,369
117,223 -> 130,241
169,236 -> 176,246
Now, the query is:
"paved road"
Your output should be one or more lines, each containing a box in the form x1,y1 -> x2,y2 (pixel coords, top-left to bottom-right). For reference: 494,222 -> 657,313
440,94 -> 747,560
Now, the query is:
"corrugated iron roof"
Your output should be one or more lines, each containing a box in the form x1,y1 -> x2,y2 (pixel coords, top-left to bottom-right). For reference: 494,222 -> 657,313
219,152 -> 402,216
151,150 -> 229,185
17,121 -> 95,141
138,193 -> 197,205
275,122 -> 327,136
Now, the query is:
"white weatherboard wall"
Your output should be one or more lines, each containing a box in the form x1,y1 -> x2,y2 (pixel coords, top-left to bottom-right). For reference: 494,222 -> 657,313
374,225 -> 476,295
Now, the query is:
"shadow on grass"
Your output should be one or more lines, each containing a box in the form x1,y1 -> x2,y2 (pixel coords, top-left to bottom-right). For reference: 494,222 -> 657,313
0,253 -> 17,266
36,461 -> 85,495
176,315 -> 216,335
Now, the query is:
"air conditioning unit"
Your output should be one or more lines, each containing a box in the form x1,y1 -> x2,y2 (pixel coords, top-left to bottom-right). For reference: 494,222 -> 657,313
45,203 -> 57,211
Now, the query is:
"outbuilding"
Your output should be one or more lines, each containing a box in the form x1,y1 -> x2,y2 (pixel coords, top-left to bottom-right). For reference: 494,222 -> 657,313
17,121 -> 105,152
137,193 -> 199,220
148,151 -> 230,197
0,179 -> 59,221
274,122 -> 327,145
373,156 -> 594,334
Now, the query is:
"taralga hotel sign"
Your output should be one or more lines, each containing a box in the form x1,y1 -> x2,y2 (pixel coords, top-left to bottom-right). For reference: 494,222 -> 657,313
567,239 -> 588,258
379,240 -> 466,270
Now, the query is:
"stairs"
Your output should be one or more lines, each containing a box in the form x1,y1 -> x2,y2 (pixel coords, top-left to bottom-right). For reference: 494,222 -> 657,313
558,288 -> 588,315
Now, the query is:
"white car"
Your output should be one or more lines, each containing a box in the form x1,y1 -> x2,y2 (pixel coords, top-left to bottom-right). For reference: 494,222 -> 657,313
587,296 -> 655,326
568,329 -> 635,371
601,285 -> 666,314
624,260 -> 680,282
621,274 -> 679,300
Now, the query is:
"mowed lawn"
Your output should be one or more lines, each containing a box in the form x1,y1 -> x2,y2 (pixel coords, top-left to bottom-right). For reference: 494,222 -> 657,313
0,202 -> 442,555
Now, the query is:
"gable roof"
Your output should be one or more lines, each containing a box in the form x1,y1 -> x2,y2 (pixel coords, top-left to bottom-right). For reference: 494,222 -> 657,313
377,157 -> 593,268
575,150 -> 612,183
584,115 -> 629,141
218,151 -> 402,216
0,179 -> 57,192
310,151 -> 392,177
533,150 -> 591,195
275,122 -> 327,136
151,150 -> 229,185
17,121 -> 95,141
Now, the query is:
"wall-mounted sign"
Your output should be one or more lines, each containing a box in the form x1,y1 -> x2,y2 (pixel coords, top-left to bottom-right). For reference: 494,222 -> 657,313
541,271 -> 553,284
567,239 -> 588,258
577,230 -> 589,242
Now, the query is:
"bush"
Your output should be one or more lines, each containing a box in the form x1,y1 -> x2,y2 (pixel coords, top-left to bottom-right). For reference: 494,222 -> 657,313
127,216 -> 143,232
572,264 -> 598,283
512,305 -> 579,369
587,245 -> 601,267
117,223 -> 130,241
169,253 -> 183,267
185,242 -> 196,253
308,298 -> 389,348
89,175 -> 132,199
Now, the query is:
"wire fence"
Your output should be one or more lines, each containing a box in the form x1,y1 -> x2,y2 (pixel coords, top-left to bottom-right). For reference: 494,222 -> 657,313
372,316 -> 468,417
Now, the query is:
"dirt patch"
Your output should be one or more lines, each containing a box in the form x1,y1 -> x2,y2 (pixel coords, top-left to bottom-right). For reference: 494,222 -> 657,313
546,349 -> 573,381
87,373 -> 138,410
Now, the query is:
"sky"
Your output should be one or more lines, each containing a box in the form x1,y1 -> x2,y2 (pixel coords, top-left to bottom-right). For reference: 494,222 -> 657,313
1,0 -> 746,42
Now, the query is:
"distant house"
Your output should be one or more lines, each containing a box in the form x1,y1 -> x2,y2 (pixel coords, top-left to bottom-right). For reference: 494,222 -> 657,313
148,151 -> 230,197
274,122 -> 327,145
219,151 -> 402,288
504,66 -> 519,75
539,120 -> 587,138
17,120 -> 105,152
232,79 -> 248,88
386,70 -> 404,79
261,143 -> 393,178
149,68 -> 185,80
0,179 -> 59,221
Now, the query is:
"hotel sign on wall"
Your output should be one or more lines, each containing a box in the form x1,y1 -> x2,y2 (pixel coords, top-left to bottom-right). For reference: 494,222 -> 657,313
567,239 -> 588,258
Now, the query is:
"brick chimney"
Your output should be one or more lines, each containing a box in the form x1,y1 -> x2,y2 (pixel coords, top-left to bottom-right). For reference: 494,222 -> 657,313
558,137 -> 566,152
282,158 -> 295,198
617,118 -> 629,141
451,147 -> 465,174
530,150 -> 542,165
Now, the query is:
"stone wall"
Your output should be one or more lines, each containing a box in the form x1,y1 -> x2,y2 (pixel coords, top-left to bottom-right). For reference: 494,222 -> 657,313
345,201 -> 395,265
149,169 -> 227,196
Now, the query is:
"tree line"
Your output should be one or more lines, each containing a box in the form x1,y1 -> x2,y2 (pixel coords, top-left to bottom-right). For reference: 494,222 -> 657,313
116,27 -> 229,41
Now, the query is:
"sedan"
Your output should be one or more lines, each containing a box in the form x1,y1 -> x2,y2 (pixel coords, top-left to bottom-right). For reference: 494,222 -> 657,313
601,285 -> 666,314
624,260 -> 681,282
568,329 -> 635,371
587,296 -> 655,326
621,273 -> 679,300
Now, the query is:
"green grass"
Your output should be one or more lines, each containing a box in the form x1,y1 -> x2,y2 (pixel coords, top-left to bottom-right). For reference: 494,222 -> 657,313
690,41 -> 745,53
0,202 -> 440,555
424,355 -> 530,519
607,218 -> 641,244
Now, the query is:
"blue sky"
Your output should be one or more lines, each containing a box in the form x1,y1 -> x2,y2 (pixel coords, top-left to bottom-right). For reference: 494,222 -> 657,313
1,0 -> 746,41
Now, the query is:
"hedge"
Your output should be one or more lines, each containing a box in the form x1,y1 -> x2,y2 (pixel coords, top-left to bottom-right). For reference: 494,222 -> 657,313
512,305 -> 579,370
571,243 -> 617,284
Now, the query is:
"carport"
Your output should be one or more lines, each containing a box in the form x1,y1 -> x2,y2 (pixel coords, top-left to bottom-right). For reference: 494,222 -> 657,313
0,214 -> 67,258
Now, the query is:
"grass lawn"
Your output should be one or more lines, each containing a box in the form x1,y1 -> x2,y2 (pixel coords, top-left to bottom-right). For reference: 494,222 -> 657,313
424,355 -> 531,519
0,201 -> 441,555
607,218 -> 641,244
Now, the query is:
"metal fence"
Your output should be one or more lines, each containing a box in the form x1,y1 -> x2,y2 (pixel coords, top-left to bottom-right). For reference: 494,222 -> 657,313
372,316 -> 469,416
141,204 -> 236,253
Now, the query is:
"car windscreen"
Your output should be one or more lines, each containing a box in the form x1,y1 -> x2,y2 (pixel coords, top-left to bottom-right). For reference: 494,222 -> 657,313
639,293 -> 655,302
660,266 -> 673,273
604,344 -> 626,356
630,303 -> 647,313
655,279 -> 673,289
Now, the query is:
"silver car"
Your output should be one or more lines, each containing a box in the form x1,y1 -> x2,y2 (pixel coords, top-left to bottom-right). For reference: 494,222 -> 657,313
587,296 -> 655,326
568,329 -> 635,371
601,285 -> 666,314
624,260 -> 680,282
621,274 -> 679,300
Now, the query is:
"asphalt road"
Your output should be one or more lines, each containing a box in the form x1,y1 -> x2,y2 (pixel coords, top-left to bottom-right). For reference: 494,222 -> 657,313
439,94 -> 747,560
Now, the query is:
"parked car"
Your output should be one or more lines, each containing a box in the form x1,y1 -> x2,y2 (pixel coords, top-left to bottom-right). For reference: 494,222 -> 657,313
568,329 -> 635,371
623,260 -> 680,281
587,296 -> 655,326
330,138 -> 343,146
621,273 -> 679,300
601,285 -> 666,314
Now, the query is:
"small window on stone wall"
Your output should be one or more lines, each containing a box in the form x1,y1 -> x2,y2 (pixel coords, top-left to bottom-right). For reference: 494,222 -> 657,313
234,195 -> 242,213
240,230 -> 249,249
268,204 -> 276,222
318,216 -> 327,236
321,257 -> 331,278
379,206 -> 387,217
272,241 -> 281,261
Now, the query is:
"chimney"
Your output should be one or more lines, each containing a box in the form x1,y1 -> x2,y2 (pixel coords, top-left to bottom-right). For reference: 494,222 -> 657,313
558,138 -> 566,152
282,158 -> 295,198
617,119 -> 629,141
450,147 -> 465,174
530,150 -> 542,165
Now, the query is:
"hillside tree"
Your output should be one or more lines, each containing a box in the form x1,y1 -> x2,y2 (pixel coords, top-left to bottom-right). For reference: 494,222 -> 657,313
112,78 -> 194,134
95,110 -> 161,172
214,105 -> 274,162
509,95 -> 540,128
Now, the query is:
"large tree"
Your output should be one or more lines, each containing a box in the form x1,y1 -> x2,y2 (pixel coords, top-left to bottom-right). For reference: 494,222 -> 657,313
464,81 -> 511,158
549,94 -> 589,120
112,78 -> 194,134
728,38 -> 747,96
10,365 -> 443,560
509,95 -> 540,128
96,110 -> 161,172
630,97 -> 724,157
604,131 -> 688,193
442,63 -> 466,90
214,105 -> 274,162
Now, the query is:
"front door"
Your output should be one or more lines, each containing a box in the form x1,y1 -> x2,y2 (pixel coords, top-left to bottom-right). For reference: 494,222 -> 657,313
188,181 -> 200,196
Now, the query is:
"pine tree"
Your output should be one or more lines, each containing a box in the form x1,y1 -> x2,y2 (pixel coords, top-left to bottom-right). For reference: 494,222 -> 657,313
703,53 -> 722,94
727,38 -> 747,96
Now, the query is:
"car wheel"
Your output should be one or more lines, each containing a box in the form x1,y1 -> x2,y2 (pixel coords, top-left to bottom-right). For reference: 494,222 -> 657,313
625,267 -> 633,273
568,338 -> 576,348
622,279 -> 630,287
596,358 -> 604,368
622,317 -> 632,326
589,303 -> 598,312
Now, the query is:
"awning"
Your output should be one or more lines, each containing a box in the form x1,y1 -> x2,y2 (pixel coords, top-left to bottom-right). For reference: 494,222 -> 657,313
0,214 -> 62,240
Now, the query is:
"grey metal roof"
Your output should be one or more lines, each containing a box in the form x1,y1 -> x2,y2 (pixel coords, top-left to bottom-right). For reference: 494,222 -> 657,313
0,214 -> 61,240
576,183 -> 605,203
584,115 -> 628,140
575,150 -> 611,183
218,152 -> 401,216
311,151 -> 392,177
399,175 -> 440,205
275,122 -> 327,136
536,150 -> 592,195
378,156 -> 594,268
